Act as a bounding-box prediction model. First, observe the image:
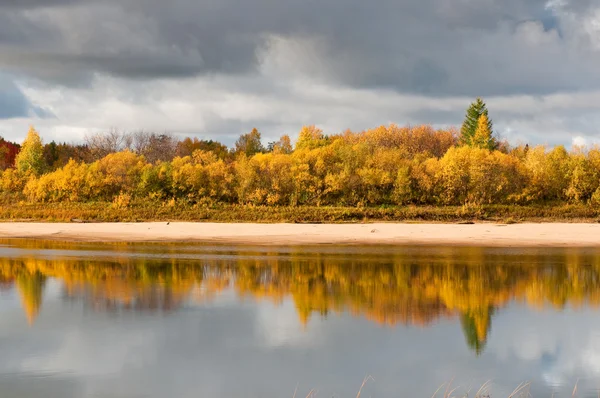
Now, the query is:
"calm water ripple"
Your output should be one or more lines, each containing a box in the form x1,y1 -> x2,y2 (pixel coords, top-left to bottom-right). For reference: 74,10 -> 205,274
1,240 -> 600,397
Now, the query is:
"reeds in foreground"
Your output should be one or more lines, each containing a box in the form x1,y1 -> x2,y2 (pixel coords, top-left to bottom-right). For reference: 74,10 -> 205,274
295,377 -> 585,398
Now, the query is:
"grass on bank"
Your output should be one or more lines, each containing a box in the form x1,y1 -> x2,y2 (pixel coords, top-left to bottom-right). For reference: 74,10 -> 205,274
0,198 -> 599,223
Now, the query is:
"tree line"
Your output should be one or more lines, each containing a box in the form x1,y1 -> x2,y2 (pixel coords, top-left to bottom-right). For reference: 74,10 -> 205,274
2,98 -> 600,206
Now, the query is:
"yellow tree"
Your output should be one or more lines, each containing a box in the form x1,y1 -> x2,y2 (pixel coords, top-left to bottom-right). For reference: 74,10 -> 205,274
234,128 -> 264,157
295,125 -> 328,150
268,135 -> 293,154
472,114 -> 495,150
15,126 -> 45,175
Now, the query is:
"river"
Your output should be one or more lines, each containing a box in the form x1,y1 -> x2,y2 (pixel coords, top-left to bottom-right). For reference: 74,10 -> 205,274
1,240 -> 599,397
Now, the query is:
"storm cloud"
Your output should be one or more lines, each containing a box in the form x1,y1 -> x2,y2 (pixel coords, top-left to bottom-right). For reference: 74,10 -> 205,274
0,0 -> 598,145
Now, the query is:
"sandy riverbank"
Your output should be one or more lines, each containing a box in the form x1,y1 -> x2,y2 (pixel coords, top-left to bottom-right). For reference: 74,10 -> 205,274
0,222 -> 599,246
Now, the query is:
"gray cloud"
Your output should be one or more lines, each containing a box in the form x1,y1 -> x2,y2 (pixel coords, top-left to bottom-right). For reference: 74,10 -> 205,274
0,0 -> 84,8
0,0 -> 597,97
0,0 -> 598,145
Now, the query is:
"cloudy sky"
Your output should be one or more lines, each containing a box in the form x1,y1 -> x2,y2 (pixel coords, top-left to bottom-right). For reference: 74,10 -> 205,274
0,0 -> 599,147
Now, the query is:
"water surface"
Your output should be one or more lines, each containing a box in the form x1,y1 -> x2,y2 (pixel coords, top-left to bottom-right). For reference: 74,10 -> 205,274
1,240 -> 600,397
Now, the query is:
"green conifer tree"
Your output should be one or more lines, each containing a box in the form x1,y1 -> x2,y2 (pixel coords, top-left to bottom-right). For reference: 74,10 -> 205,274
460,98 -> 493,146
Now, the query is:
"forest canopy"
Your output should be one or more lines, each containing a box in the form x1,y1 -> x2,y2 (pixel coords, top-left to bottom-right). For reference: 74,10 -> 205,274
2,99 -> 600,208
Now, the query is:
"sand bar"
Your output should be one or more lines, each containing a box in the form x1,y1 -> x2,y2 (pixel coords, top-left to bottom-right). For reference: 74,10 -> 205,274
0,222 -> 600,246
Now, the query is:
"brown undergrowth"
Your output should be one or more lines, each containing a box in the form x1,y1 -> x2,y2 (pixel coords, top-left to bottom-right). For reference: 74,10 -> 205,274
0,199 -> 598,223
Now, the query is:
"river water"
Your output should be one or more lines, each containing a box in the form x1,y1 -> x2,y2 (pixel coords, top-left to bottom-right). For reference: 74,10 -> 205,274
1,240 -> 600,397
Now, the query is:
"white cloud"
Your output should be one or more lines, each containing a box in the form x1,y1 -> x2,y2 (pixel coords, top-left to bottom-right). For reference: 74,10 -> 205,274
488,306 -> 600,393
2,72 -> 600,147
255,298 -> 322,348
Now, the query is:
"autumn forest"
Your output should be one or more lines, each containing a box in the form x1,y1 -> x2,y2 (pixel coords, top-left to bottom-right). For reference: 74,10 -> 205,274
1,98 -> 600,221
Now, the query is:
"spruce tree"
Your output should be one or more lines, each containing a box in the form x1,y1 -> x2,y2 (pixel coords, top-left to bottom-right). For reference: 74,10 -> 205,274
460,97 -> 493,146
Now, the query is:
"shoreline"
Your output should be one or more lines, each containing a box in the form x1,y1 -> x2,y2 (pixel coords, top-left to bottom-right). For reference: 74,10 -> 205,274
1,222 -> 600,247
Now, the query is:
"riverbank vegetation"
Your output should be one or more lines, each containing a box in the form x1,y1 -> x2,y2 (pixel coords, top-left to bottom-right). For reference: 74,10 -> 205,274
2,98 -> 600,222
0,202 -> 599,223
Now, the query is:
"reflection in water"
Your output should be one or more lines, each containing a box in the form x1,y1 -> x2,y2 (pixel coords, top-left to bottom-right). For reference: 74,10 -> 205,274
17,271 -> 46,325
2,242 -> 600,357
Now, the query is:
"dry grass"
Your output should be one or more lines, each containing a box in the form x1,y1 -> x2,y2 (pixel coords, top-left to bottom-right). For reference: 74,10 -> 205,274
0,199 -> 599,223
429,379 -> 587,398
292,378 -> 587,398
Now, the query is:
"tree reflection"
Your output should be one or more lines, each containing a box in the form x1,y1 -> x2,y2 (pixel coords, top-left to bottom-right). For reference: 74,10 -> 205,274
2,246 -> 600,355
460,306 -> 494,356
16,271 -> 46,325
